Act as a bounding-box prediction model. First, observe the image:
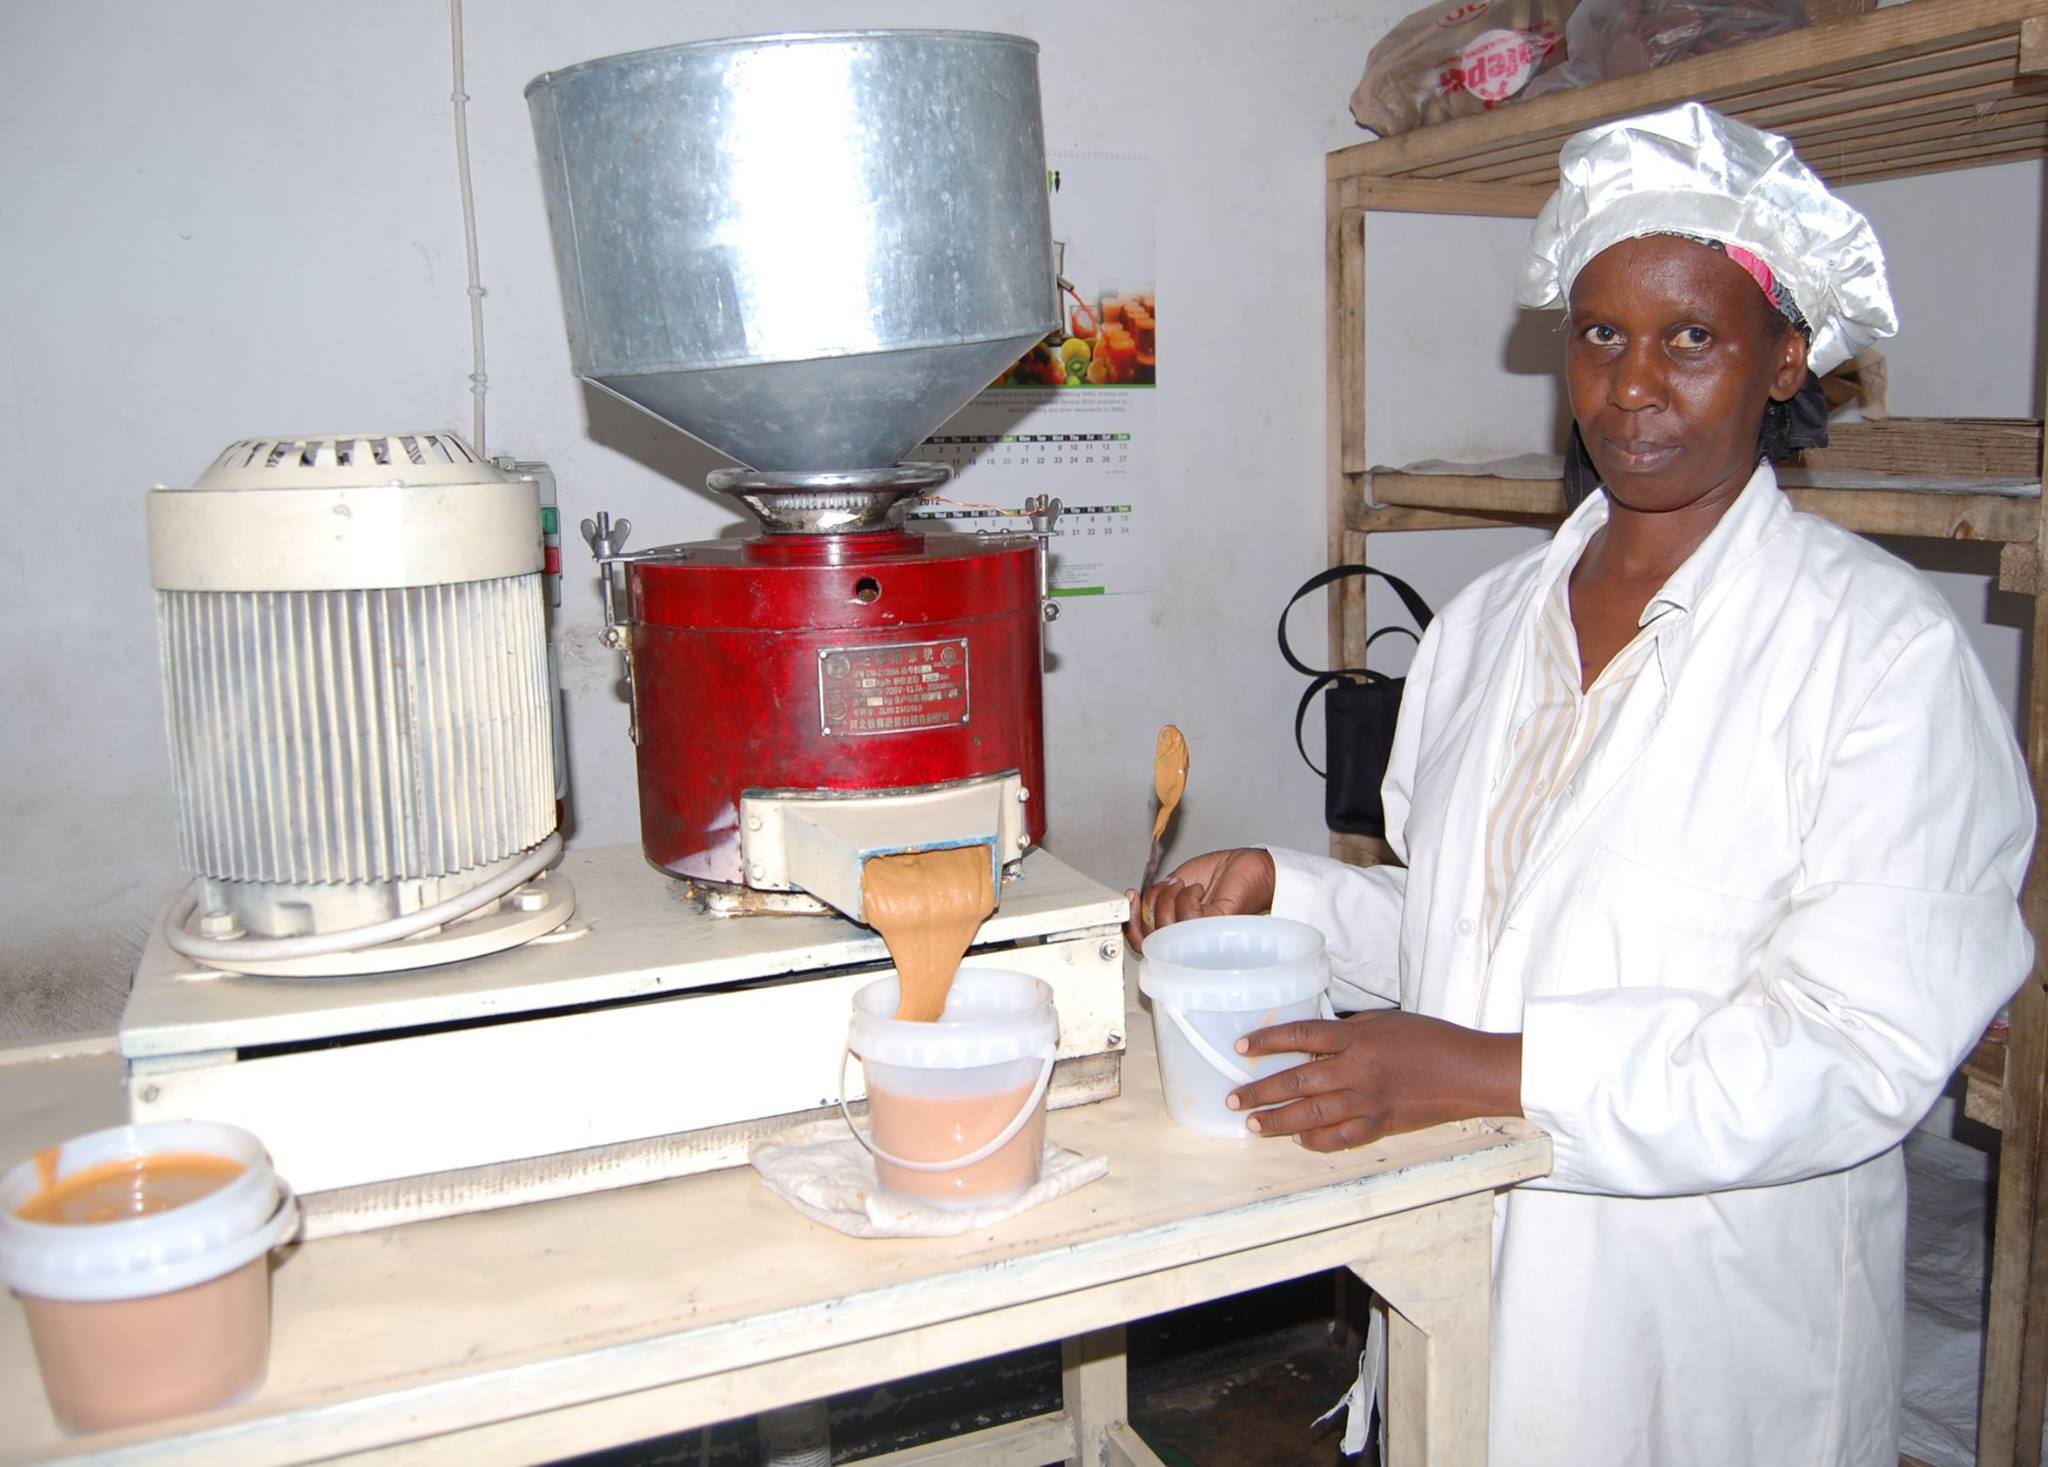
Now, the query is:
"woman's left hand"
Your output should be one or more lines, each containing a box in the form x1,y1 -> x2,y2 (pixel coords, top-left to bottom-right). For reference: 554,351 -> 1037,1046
1228,1012 -> 1524,1152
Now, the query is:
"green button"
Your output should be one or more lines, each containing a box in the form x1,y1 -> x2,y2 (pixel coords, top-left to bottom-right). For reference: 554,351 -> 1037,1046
540,506 -> 559,534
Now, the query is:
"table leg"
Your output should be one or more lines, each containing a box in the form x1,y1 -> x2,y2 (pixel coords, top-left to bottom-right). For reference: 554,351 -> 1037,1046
1351,1190 -> 1494,1466
1062,1327 -> 1165,1467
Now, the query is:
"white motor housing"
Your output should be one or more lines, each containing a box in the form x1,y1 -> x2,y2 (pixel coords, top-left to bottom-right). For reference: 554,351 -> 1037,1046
148,432 -> 561,960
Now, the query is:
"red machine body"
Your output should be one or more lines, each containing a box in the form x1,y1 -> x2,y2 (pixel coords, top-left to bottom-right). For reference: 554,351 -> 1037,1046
628,528 -> 1048,885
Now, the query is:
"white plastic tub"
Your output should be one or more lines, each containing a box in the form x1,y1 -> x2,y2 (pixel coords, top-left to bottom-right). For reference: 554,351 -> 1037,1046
844,967 -> 1059,1210
0,1120 -> 300,1432
1139,915 -> 1333,1138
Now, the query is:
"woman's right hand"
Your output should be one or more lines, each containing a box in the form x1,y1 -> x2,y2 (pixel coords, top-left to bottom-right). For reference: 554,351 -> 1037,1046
1124,848 -> 1276,952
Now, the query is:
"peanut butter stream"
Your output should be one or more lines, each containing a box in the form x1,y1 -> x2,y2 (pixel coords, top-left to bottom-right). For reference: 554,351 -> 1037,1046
863,846 -> 996,1022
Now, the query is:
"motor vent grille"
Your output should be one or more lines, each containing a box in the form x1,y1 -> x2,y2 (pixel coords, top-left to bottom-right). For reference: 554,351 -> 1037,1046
198,432 -> 492,490
156,576 -> 555,885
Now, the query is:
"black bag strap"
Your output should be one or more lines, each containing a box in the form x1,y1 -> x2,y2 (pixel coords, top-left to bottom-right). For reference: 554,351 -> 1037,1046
1277,564 -> 1434,680
1289,635 -> 1413,777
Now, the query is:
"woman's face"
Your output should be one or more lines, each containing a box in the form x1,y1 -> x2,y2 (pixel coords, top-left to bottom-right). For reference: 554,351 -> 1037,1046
1566,234 -> 1809,516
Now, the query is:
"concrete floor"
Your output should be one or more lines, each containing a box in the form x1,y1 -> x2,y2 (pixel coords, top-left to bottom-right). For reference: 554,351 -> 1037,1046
563,1273 -> 1369,1466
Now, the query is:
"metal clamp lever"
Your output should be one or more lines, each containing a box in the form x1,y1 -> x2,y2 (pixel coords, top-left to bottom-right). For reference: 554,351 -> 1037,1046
589,543 -> 696,566
1025,494 -> 1063,626
579,511 -> 641,744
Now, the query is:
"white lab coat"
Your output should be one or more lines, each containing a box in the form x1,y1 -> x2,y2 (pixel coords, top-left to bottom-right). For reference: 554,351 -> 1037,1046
1270,463 -> 2033,1466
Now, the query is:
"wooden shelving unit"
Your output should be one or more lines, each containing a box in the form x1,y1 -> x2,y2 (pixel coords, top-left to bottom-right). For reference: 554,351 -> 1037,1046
1324,3 -> 2048,1463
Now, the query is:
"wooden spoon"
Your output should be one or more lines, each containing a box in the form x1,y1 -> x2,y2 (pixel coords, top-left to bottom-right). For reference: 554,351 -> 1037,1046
1141,725 -> 1190,892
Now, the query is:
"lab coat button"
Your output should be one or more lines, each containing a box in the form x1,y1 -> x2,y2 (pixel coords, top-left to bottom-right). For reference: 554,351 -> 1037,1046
1455,916 -> 1474,937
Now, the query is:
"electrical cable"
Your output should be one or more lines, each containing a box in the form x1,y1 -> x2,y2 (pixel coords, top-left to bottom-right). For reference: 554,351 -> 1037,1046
448,0 -> 490,456
163,831 -> 562,965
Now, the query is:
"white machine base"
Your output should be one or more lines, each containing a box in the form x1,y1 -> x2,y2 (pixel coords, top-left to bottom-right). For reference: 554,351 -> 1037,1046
120,846 -> 1127,1238
161,870 -> 579,978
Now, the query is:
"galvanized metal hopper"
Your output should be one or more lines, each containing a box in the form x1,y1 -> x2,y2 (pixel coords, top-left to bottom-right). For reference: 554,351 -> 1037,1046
527,30 -> 1058,474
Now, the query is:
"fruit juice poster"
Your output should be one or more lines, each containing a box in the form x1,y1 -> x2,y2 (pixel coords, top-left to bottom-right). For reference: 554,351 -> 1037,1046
912,149 -> 1159,597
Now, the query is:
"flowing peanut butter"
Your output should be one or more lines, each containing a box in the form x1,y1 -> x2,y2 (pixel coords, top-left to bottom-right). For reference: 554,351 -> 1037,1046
863,846 -> 996,1022
18,1153 -> 243,1226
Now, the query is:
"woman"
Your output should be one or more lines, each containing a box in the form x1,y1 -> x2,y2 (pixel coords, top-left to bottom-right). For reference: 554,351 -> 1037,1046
1130,104 -> 2033,1465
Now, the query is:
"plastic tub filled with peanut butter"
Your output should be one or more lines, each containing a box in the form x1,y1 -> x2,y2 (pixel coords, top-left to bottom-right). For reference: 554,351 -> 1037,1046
844,968 -> 1059,1211
0,1120 -> 300,1432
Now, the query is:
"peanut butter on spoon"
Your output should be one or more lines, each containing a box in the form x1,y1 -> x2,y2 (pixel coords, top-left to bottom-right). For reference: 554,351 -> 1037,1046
1141,725 -> 1190,891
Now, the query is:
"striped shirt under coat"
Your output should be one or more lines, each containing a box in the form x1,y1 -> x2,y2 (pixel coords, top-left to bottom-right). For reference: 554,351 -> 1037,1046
1482,561 -> 1665,946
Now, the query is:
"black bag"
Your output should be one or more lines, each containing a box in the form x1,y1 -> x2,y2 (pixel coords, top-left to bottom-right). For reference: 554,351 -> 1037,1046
1278,565 -> 1434,839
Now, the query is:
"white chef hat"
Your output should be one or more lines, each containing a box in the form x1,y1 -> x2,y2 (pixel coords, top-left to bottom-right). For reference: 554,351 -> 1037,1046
1518,102 -> 1898,375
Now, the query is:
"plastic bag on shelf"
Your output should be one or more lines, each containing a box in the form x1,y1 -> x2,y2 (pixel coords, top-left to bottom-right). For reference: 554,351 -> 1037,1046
1525,0 -> 1810,98
1820,347 -> 1888,420
1351,0 -> 1578,137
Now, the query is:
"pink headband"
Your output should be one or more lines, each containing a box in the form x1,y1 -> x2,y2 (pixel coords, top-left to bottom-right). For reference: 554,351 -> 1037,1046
1723,244 -> 1779,302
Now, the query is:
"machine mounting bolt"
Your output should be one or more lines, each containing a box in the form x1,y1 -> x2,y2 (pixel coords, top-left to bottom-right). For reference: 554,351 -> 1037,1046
139,1084 -> 160,1104
510,886 -> 549,913
1017,788 -> 1031,802
749,864 -> 766,881
1099,939 -> 1120,962
746,815 -> 763,832
196,909 -> 243,940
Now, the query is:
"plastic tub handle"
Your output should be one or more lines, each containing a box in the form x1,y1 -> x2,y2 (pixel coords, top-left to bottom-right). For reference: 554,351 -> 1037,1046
1160,992 -> 1340,1090
1158,1003 -> 1256,1086
838,1049 -> 1054,1174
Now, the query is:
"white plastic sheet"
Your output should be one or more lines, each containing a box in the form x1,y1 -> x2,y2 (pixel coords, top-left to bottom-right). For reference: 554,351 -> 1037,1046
1902,1129 -> 2000,1466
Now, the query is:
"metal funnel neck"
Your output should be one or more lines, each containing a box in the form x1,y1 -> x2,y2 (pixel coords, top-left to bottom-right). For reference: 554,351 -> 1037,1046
707,463 -> 951,535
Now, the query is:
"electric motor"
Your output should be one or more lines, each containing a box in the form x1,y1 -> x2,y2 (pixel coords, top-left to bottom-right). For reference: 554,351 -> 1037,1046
147,432 -> 557,952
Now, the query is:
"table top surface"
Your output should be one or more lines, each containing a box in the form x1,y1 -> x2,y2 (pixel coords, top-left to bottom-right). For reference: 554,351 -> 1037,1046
0,1017 -> 1549,1465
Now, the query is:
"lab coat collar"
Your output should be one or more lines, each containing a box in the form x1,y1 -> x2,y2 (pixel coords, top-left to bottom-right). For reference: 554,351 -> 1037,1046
1535,459 -> 1791,644
1641,459 -> 1792,621
1490,460 -> 1791,944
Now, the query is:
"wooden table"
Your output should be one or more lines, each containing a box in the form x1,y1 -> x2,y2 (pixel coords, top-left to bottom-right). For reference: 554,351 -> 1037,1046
0,1020 -> 1549,1467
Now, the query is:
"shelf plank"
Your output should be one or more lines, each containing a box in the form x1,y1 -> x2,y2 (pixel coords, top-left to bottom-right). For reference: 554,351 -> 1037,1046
1353,177 -> 1551,218
1346,500 -> 1557,534
1368,473 -> 1569,520
1427,84 -> 2048,191
1434,38 -> 2025,187
1828,129 -> 2048,180
1330,0 -> 2048,203
1966,1029 -> 2011,1130
1365,467 -> 2045,543
1805,117 -> 2048,176
1800,418 -> 2043,479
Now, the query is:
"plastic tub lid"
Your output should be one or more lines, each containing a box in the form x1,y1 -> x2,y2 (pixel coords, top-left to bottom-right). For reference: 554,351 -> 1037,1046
0,1121 -> 299,1302
1138,915 -> 1331,1010
850,966 -> 1059,1069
